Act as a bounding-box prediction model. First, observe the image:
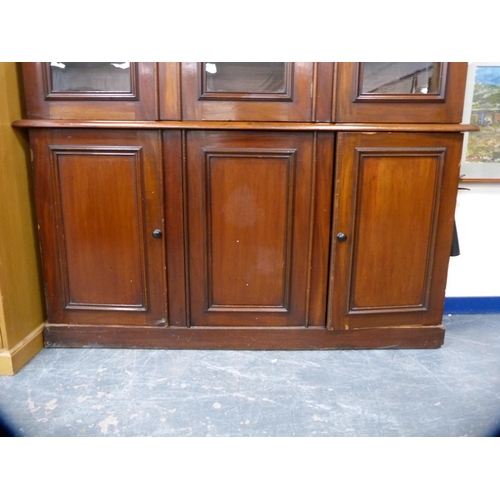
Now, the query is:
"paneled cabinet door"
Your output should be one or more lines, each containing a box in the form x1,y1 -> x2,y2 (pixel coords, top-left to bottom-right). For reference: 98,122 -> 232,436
22,62 -> 157,120
30,129 -> 167,326
328,132 -> 463,331
180,62 -> 332,122
335,62 -> 467,123
185,131 -> 333,327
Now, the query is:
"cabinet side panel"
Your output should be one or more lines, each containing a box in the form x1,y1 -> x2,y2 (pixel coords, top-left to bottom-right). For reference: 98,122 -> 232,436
0,63 -> 45,351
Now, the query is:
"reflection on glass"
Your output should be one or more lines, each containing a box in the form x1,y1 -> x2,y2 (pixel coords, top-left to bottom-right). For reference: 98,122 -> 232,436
204,62 -> 286,93
361,62 -> 441,94
466,65 -> 500,163
50,62 -> 132,93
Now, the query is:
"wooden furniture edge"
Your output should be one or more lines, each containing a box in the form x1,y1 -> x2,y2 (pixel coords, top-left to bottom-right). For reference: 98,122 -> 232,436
0,323 -> 44,375
44,324 -> 445,350
12,119 -> 480,133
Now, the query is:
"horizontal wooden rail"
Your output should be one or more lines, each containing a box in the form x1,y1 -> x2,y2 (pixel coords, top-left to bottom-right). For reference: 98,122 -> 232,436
13,119 -> 479,133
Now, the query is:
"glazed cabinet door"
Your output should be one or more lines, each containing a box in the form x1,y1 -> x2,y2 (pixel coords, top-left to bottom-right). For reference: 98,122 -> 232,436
22,63 -> 157,120
335,62 -> 467,123
30,129 -> 167,326
180,62 -> 331,122
328,132 -> 463,330
184,131 -> 333,327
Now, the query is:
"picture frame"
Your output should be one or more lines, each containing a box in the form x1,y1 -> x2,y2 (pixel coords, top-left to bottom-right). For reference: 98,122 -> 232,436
460,62 -> 500,182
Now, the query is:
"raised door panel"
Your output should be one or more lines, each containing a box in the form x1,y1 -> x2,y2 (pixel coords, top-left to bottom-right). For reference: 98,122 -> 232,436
329,132 -> 463,330
335,62 -> 467,123
181,62 -> 318,122
22,62 -> 157,120
186,131 -> 319,326
30,129 -> 166,326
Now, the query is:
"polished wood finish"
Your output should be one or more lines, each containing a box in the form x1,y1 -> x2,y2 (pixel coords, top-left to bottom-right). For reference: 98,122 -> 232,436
22,63 -> 158,120
185,131 -> 329,327
307,133 -> 335,326
162,130 -> 188,326
314,63 -> 336,122
158,63 -> 181,120
16,62 -> 471,351
336,63 -> 468,123
162,130 -> 333,329
30,129 -> 167,326
181,62 -> 316,122
329,132 -> 464,330
44,324 -> 445,350
13,119 -> 478,133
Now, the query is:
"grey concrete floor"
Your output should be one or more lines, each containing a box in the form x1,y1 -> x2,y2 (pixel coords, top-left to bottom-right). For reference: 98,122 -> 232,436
1,314 -> 499,437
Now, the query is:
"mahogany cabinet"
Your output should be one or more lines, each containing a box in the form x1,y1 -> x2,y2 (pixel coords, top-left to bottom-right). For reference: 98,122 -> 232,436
14,62 -> 476,350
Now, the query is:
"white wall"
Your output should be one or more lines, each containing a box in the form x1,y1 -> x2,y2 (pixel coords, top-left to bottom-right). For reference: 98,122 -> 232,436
446,183 -> 500,297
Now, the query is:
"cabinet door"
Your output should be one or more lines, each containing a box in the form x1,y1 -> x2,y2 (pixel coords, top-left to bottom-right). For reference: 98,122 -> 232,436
30,129 -> 167,326
185,131 -> 327,327
180,62 -> 319,122
22,63 -> 157,120
335,62 -> 467,123
328,132 -> 463,330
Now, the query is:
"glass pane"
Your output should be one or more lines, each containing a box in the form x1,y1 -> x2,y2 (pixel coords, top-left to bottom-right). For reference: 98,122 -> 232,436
50,62 -> 132,92
361,62 -> 441,94
465,65 -> 500,163
204,62 -> 286,93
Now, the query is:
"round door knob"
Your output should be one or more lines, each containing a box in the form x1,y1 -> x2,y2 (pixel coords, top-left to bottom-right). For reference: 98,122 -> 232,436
152,229 -> 162,239
337,232 -> 347,242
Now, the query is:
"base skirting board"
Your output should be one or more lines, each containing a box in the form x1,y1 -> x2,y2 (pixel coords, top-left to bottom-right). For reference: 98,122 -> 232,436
43,324 -> 445,350
444,297 -> 500,314
0,324 -> 44,375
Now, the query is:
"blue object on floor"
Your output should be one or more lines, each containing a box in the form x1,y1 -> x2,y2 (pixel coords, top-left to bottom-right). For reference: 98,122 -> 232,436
444,296 -> 500,314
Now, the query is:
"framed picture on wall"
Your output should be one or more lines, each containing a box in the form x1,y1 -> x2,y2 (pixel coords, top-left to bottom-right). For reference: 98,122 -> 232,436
461,62 -> 500,182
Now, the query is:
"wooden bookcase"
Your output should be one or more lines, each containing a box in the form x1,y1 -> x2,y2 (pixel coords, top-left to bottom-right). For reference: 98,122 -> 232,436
13,62 -> 476,349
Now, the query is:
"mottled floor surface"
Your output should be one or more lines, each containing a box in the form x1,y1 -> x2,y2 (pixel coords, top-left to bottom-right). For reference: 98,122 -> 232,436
1,314 -> 499,437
